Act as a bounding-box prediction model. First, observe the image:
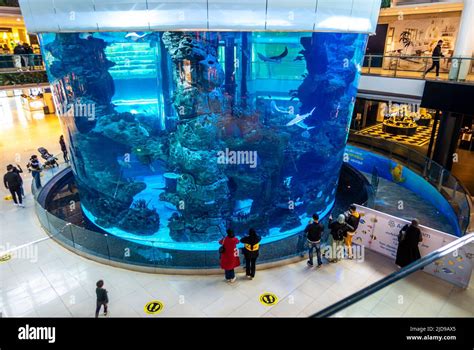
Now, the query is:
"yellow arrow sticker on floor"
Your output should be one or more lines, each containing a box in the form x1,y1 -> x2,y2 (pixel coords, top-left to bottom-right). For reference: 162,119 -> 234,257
144,300 -> 164,314
259,293 -> 278,306
0,254 -> 12,263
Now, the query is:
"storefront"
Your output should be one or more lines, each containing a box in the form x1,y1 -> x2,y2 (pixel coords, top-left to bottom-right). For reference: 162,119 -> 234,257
0,11 -> 39,53
351,98 -> 439,149
365,4 -> 466,76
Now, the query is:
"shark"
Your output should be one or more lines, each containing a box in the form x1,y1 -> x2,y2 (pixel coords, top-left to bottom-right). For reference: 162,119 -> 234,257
286,107 -> 316,130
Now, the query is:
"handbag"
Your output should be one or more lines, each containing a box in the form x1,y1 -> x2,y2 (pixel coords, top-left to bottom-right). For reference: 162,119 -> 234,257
219,237 -> 226,256
398,229 -> 406,243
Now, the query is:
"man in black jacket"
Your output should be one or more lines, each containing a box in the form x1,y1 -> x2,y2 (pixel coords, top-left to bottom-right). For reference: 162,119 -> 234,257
424,40 -> 444,78
3,164 -> 24,207
304,214 -> 324,267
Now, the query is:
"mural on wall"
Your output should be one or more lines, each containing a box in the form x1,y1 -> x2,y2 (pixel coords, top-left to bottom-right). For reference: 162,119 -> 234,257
383,15 -> 460,72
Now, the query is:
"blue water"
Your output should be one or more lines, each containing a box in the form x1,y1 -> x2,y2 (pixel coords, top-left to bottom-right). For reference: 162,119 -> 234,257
40,31 -> 367,248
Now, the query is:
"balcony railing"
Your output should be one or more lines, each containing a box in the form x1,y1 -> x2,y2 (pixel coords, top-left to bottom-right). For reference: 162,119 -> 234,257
0,0 -> 19,6
362,54 -> 474,83
0,54 -> 48,87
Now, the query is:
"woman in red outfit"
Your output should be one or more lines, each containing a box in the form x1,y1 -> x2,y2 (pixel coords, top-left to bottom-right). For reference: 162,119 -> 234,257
219,229 -> 240,283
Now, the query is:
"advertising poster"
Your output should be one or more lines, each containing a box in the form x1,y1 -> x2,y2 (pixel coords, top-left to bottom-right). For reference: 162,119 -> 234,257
354,205 -> 472,289
352,206 -> 376,249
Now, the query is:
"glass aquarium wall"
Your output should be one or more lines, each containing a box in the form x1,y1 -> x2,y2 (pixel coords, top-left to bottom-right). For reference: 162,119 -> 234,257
39,31 -> 367,249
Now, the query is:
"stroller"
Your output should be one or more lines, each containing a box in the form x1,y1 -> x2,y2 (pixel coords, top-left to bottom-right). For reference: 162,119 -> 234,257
38,147 -> 59,168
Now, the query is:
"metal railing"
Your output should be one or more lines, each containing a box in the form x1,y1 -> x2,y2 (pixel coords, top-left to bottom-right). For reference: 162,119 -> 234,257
0,54 -> 44,72
0,54 -> 48,87
311,231 -> 474,317
362,54 -> 474,82
348,133 -> 473,235
0,0 -> 19,6
31,165 -> 311,271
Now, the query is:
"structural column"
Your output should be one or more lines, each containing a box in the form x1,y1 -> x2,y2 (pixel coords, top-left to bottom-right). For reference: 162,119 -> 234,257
449,0 -> 474,81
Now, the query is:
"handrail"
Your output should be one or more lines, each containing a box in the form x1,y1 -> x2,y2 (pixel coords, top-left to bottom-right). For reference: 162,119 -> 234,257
311,232 -> 474,318
362,53 -> 474,83
365,54 -> 473,60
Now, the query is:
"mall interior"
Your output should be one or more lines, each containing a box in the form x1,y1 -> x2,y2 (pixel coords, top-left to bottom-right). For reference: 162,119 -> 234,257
0,0 -> 473,318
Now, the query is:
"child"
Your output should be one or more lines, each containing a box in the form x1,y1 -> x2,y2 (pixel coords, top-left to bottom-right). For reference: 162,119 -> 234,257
95,280 -> 109,318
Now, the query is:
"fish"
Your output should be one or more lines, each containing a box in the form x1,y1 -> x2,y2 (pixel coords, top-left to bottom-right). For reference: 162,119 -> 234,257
286,108 -> 316,130
125,32 -> 148,41
138,123 -> 150,137
79,33 -> 94,40
301,130 -> 310,138
257,47 -> 288,63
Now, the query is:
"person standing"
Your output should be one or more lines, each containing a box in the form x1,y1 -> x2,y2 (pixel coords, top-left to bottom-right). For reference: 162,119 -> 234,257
240,228 -> 261,279
396,219 -> 423,268
59,135 -> 69,162
344,204 -> 360,259
304,214 -> 324,268
13,42 -> 25,70
219,229 -> 240,283
3,165 -> 24,207
23,43 -> 33,69
27,155 -> 42,189
328,214 -> 354,263
95,280 -> 109,318
10,164 -> 24,198
423,40 -> 444,79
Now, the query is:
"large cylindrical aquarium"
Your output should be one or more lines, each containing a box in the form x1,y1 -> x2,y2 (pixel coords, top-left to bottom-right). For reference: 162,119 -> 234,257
40,31 -> 367,252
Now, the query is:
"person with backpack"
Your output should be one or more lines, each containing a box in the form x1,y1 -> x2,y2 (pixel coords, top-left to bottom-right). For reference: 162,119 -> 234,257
396,219 -> 423,268
3,165 -> 24,207
219,229 -> 240,283
240,228 -> 261,279
304,213 -> 324,268
27,155 -> 42,189
344,204 -> 360,259
328,214 -> 354,263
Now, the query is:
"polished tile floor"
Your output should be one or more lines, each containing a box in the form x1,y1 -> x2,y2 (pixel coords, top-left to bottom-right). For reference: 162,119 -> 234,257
0,95 -> 472,318
334,269 -> 474,318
